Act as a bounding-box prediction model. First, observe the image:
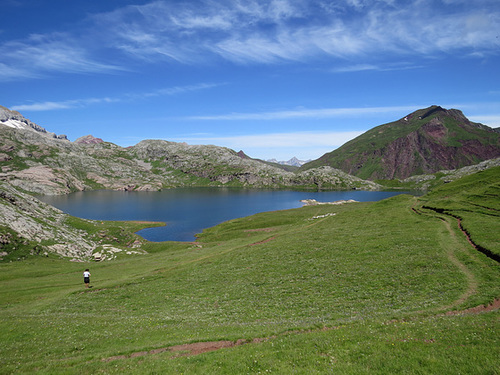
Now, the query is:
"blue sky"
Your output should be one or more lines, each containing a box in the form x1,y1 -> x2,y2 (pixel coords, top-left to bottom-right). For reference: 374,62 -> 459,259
1,0 -> 499,160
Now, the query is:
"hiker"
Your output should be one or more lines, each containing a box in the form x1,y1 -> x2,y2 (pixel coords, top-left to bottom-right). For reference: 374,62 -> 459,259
83,269 -> 91,288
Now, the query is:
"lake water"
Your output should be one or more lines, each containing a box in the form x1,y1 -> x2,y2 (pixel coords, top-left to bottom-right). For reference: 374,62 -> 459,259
39,188 -> 411,242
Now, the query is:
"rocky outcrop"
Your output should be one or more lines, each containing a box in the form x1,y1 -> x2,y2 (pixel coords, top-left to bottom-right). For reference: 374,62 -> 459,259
402,157 -> 500,189
0,181 -> 96,259
130,140 -> 380,190
0,180 -> 150,261
300,199 -> 357,206
0,125 -> 166,195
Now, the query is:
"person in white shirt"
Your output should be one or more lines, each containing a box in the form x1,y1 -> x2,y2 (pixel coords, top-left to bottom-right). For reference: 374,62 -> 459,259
83,269 -> 91,288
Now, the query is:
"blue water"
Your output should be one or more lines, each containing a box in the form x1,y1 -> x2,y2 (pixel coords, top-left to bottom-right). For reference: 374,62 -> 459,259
39,188 -> 411,242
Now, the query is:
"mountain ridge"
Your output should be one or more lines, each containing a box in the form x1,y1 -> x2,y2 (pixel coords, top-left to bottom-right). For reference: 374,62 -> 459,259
0,105 -> 68,140
266,157 -> 311,167
0,106 -> 380,195
300,105 -> 500,180
1,104 -> 499,196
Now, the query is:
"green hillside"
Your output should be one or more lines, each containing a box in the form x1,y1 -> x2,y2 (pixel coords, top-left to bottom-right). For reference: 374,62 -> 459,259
301,106 -> 500,180
417,166 -> 500,259
0,168 -> 498,373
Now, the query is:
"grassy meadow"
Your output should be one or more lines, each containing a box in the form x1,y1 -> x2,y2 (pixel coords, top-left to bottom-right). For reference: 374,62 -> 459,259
0,168 -> 499,374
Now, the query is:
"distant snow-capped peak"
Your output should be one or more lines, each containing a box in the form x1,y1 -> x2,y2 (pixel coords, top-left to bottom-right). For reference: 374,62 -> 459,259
267,157 -> 311,167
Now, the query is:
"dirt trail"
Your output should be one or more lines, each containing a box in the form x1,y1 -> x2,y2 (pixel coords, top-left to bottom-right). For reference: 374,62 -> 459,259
102,293 -> 500,362
103,340 -> 247,361
102,328 -> 336,362
102,204 -> 499,362
438,219 -> 479,310
414,202 -> 499,310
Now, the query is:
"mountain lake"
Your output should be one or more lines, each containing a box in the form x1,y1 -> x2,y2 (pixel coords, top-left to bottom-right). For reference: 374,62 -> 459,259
39,188 -> 413,242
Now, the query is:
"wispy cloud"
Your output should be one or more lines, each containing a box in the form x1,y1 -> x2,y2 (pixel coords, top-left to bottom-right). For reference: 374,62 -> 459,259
332,62 -> 422,73
11,97 -> 121,112
0,63 -> 39,81
126,83 -> 224,100
332,64 -> 381,73
178,130 -> 365,148
187,105 -> 420,121
93,0 -> 500,65
0,34 -> 122,81
11,82 -> 221,111
1,0 -> 499,80
168,130 -> 366,159
468,115 -> 500,127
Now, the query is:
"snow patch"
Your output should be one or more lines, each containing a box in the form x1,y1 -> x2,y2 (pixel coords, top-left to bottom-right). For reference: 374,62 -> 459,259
1,119 -> 28,129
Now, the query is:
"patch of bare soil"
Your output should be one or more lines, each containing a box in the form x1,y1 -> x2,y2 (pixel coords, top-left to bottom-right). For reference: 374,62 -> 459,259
102,338 -> 269,362
102,327 -> 341,362
249,236 -> 276,246
445,299 -> 500,316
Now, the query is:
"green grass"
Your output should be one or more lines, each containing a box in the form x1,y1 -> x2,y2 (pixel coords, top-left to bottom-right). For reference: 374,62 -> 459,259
0,171 -> 499,374
418,166 -> 500,257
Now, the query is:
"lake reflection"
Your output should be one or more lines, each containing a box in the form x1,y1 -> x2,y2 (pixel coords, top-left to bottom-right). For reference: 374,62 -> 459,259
39,188 -> 410,242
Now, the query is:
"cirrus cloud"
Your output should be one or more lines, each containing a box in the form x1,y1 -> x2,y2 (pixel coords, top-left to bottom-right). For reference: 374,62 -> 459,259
95,0 -> 500,64
1,0 -> 499,81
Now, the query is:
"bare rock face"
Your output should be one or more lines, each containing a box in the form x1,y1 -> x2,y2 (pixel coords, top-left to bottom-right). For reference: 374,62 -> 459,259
0,181 -> 97,259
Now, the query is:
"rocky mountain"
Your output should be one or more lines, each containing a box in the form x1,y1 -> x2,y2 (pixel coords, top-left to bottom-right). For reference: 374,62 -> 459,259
0,106 -> 380,196
301,106 -> 500,180
74,134 -> 104,144
0,179 -> 148,262
126,139 -> 379,190
0,105 -> 68,140
0,125 -> 165,195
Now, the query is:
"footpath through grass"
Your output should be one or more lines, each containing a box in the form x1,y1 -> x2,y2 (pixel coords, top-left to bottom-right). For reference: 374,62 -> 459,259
0,171 -> 499,373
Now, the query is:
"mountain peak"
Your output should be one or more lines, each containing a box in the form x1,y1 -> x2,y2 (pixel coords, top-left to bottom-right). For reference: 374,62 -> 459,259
267,157 -> 311,167
237,150 -> 250,159
302,105 -> 500,179
419,105 -> 446,119
75,135 -> 104,145
0,105 -> 68,140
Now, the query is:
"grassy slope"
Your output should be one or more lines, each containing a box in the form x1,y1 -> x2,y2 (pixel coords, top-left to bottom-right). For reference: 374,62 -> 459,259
417,166 -> 500,258
301,107 -> 500,180
0,171 -> 499,374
